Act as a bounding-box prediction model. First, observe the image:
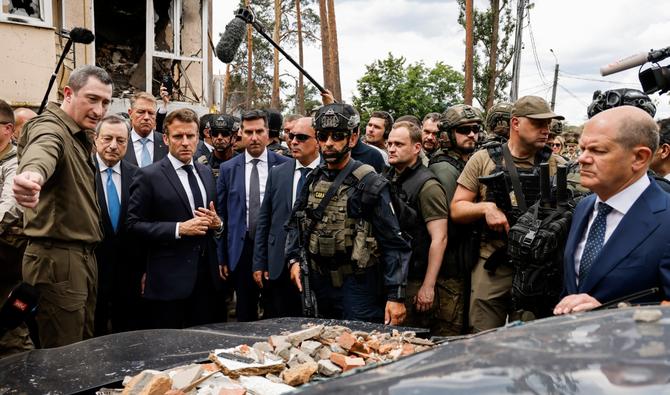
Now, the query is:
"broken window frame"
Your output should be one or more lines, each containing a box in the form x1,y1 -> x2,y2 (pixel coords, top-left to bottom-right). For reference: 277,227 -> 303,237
145,0 -> 210,105
0,0 -> 53,28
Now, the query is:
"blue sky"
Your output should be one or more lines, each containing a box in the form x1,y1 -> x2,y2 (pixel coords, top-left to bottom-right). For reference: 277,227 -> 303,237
213,0 -> 670,124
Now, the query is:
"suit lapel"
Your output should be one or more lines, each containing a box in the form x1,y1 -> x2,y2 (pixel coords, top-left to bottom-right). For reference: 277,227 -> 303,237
124,141 -> 138,166
119,161 -> 133,227
283,159 -> 296,211
153,131 -> 167,161
194,162 -> 215,206
580,184 -> 662,293
160,158 -> 193,215
95,161 -> 112,232
234,156 -> 247,210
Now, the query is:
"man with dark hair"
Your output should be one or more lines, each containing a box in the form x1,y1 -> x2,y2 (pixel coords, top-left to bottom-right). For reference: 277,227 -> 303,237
650,118 -> 670,180
266,109 -> 291,156
0,99 -> 32,357
13,65 -> 113,347
421,112 -> 441,159
385,121 -> 449,334
93,114 -> 141,334
124,91 -> 168,167
217,109 -> 290,321
127,108 -> 223,329
286,103 -> 411,325
365,111 -> 393,164
195,114 -> 215,160
555,106 -> 670,314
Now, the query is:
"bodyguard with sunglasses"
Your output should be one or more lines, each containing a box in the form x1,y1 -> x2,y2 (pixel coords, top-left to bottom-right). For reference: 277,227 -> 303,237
197,114 -> 239,178
285,103 -> 411,325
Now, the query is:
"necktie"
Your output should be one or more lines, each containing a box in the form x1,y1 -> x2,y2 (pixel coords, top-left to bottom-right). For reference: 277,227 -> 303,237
139,137 -> 151,168
296,167 -> 311,198
579,202 -> 614,282
105,168 -> 121,232
248,159 -> 261,238
182,164 -> 204,209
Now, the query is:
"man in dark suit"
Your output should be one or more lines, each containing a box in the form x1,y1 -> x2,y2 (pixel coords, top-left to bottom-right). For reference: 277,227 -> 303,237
127,108 -> 224,329
554,106 -> 670,315
217,110 -> 290,321
124,92 -> 168,167
252,117 -> 320,318
93,114 -> 142,334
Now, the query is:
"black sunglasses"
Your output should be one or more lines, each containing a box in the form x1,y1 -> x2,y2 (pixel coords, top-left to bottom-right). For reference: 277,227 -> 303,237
316,130 -> 349,142
551,143 -> 562,148
288,132 -> 313,142
210,130 -> 232,138
454,125 -> 482,135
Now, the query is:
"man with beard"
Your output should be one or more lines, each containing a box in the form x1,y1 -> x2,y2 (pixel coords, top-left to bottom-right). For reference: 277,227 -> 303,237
364,111 -> 393,165
451,96 -> 566,332
197,114 -> 239,178
421,112 -> 441,160
285,104 -> 411,325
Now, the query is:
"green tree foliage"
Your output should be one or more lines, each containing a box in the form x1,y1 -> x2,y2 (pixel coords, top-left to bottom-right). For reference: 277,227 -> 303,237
457,0 -> 516,110
352,53 -> 464,122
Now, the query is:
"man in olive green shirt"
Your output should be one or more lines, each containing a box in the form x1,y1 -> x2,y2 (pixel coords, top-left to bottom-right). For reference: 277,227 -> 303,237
13,65 -> 113,347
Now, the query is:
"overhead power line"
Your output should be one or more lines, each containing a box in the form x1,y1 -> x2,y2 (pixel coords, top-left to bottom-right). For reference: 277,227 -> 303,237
558,72 -> 639,86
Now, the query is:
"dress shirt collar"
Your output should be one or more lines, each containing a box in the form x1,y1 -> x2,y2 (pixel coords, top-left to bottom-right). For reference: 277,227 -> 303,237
664,173 -> 670,181
204,141 -> 214,151
244,148 -> 268,164
595,174 -> 650,216
167,152 -> 193,170
296,155 -> 321,171
132,129 -> 154,143
96,153 -> 121,174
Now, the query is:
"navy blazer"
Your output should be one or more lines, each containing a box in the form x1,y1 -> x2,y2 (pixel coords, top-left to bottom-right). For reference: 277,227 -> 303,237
124,131 -> 168,167
563,178 -> 670,303
252,159 -> 296,279
127,156 -> 220,301
216,150 -> 290,271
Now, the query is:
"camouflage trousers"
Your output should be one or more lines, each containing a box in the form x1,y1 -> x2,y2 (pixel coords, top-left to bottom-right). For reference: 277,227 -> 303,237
22,240 -> 97,348
404,276 -> 465,336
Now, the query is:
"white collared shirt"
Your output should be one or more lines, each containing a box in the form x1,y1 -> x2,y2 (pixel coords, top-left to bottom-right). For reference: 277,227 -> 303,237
96,154 -> 122,204
167,153 -> 207,239
292,156 -> 321,205
131,129 -> 154,164
204,141 -> 214,153
245,149 -> 269,228
574,174 -> 650,284
664,173 -> 670,181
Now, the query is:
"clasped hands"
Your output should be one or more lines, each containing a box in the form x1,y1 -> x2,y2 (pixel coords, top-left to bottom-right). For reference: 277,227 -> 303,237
179,201 -> 221,236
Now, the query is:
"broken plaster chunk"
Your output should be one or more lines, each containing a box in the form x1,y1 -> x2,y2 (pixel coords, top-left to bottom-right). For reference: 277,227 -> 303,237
290,347 -> 314,364
281,361 -> 318,386
336,332 -> 357,351
169,364 -> 203,390
317,346 -> 332,361
329,353 -> 365,372
300,340 -> 322,357
239,375 -> 295,395
633,309 -> 663,323
317,359 -> 342,377
287,325 -> 324,346
254,342 -> 274,354
275,342 -> 292,361
329,343 -> 346,354
121,370 -> 172,395
320,325 -> 349,340
269,335 -> 288,348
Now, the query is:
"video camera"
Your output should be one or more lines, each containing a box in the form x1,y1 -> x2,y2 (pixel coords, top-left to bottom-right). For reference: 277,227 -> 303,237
600,46 -> 670,94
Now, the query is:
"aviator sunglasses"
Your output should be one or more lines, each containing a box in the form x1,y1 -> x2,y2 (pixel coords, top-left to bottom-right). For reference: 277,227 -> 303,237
288,132 -> 314,142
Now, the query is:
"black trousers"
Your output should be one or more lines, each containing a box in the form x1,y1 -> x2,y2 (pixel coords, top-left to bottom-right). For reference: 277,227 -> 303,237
231,236 -> 260,322
147,254 -> 219,329
262,267 -> 302,318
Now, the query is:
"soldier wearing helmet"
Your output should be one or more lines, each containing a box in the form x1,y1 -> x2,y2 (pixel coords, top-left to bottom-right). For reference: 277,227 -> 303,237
196,114 -> 239,177
285,103 -> 411,325
485,101 -> 513,142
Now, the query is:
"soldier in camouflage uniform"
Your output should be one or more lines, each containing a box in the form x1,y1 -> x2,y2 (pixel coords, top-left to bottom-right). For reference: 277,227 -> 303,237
285,103 -> 411,325
195,114 -> 239,178
484,102 -> 513,144
427,104 -> 484,335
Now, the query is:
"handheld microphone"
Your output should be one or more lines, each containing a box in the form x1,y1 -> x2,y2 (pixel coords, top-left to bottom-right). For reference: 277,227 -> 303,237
600,46 -> 670,76
216,14 -> 247,63
0,283 -> 39,337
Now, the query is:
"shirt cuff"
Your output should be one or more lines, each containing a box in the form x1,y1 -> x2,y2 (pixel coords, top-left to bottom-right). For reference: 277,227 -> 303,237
175,223 -> 181,239
386,286 -> 406,302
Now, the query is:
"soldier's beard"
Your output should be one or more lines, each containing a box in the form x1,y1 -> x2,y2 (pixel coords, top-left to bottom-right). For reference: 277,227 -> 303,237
322,144 -> 351,163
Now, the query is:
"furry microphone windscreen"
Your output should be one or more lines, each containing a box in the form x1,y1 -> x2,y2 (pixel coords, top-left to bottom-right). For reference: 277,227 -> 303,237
216,16 -> 247,63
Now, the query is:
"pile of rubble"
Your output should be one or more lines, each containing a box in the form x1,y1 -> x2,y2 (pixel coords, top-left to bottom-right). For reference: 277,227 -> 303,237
113,324 -> 434,395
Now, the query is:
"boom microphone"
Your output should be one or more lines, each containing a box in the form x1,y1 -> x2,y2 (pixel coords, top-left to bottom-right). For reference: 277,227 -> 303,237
600,46 -> 670,76
68,27 -> 95,44
216,15 -> 247,63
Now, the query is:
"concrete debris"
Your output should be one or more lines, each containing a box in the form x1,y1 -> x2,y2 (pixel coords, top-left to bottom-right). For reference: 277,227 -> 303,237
633,309 -> 663,323
118,324 -> 432,394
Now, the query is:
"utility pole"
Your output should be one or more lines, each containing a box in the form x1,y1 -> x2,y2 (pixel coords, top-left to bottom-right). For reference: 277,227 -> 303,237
464,0 -> 474,105
550,49 -> 559,111
509,0 -> 526,101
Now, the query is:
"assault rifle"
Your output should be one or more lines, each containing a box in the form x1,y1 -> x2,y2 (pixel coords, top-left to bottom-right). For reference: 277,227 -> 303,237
294,211 -> 319,318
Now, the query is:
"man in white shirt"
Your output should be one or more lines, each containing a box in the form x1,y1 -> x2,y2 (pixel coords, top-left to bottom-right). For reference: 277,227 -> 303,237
554,106 -> 670,315
253,117 -> 320,317
124,92 -> 168,167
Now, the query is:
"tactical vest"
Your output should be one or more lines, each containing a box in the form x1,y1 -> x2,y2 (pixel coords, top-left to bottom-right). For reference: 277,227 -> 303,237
306,164 -> 378,269
428,150 -> 466,173
485,142 -> 553,226
383,162 -> 438,277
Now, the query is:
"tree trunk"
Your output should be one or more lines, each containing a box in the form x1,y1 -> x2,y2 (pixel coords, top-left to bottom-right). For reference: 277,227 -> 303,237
245,0 -> 253,109
271,0 -> 282,108
295,0 -> 305,114
318,0 -> 332,93
464,0 -> 474,105
326,0 -> 341,101
485,0 -> 500,110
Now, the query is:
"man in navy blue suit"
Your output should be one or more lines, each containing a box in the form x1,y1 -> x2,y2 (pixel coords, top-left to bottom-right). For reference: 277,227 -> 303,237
124,92 -> 168,168
252,117 -> 321,318
217,110 -> 290,321
127,108 -> 223,328
554,106 -> 670,315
